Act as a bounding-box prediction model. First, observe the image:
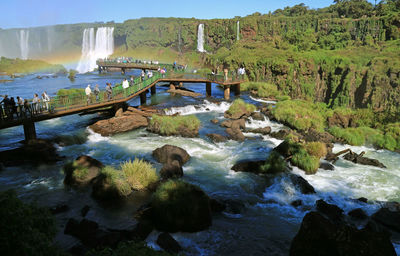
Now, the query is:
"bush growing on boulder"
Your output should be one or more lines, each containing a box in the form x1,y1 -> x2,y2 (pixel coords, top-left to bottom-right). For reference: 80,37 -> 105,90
225,99 -> 256,119
63,155 -> 104,186
261,151 -> 288,174
291,149 -> 320,175
148,115 -> 201,137
151,180 -> 212,232
95,166 -> 132,198
0,190 -> 60,255
304,141 -> 328,158
121,159 -> 159,190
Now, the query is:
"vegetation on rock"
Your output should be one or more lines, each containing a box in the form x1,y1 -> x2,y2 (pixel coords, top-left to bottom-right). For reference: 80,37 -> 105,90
225,99 -> 256,119
148,115 -> 201,137
121,159 -> 159,190
0,57 -> 66,75
261,151 -> 288,174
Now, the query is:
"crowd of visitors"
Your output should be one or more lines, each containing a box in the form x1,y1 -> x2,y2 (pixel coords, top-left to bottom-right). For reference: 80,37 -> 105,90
99,57 -> 160,65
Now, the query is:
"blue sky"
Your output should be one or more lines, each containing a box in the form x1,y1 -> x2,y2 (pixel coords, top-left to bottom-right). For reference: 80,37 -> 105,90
1,0 -> 372,29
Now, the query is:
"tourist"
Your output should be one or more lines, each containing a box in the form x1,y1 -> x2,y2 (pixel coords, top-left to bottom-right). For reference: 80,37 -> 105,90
161,68 -> 166,78
141,70 -> 145,81
130,76 -> 134,86
0,95 -> 10,118
42,91 -> 50,111
16,96 -> 24,117
9,97 -> 16,118
32,93 -> 40,114
94,85 -> 100,102
85,85 -> 92,105
122,78 -> 129,89
23,99 -> 31,116
106,83 -> 113,101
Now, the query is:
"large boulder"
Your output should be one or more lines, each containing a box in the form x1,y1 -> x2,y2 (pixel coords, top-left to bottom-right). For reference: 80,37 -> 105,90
231,160 -> 265,174
250,112 -> 265,121
247,126 -> 271,135
220,119 -> 246,129
372,207 -> 400,232
149,180 -> 212,233
63,155 -> 104,186
316,199 -> 344,222
156,233 -> 182,254
303,128 -> 336,144
160,160 -> 183,180
226,128 -> 245,141
89,114 -> 148,136
206,133 -> 228,143
289,174 -> 316,194
167,88 -> 202,98
152,145 -> 190,166
91,173 -> 131,201
290,212 -> 396,256
0,139 -> 62,166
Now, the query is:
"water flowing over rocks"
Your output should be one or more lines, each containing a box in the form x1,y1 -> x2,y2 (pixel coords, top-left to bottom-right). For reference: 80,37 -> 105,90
290,211 -> 396,256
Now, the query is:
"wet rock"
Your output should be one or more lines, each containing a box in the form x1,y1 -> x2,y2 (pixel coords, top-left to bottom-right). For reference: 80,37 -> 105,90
371,207 -> 400,232
0,139 -> 63,167
50,204 -> 69,215
63,155 -> 104,187
160,160 -> 183,180
81,205 -> 90,217
319,162 -> 335,171
291,200 -> 303,207
290,211 -> 396,256
364,220 -> 391,236
290,174 -> 316,194
89,114 -> 148,136
231,160 -> 265,174
348,208 -> 368,220
316,199 -> 344,222
152,145 -> 190,166
210,198 -> 226,213
303,128 -> 336,144
270,129 -> 292,140
125,106 -> 155,117
247,126 -> 271,135
206,133 -> 228,143
156,233 -> 182,254
167,88 -> 202,98
220,118 -> 246,129
343,151 -> 386,168
223,199 -> 246,214
357,197 -> 368,203
226,128 -> 245,141
250,112 -> 265,121
114,108 -> 123,117
210,119 -> 219,124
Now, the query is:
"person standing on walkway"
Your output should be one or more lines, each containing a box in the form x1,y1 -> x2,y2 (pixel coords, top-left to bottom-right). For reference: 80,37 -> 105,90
85,85 -> 92,105
106,83 -> 113,101
16,96 -> 24,117
141,70 -> 145,81
32,93 -> 40,114
94,85 -> 100,102
42,91 -> 50,111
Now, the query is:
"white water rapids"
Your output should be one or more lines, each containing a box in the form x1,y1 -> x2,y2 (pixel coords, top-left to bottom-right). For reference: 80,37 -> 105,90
197,24 -> 205,53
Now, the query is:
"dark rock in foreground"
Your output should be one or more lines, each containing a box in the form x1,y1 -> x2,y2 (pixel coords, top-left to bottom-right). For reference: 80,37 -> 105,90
348,208 -> 368,220
152,144 -> 191,166
290,174 -> 316,194
290,211 -> 396,256
231,160 -> 265,174
156,233 -> 182,254
160,160 -> 183,180
372,207 -> 400,232
63,155 -> 104,187
316,199 -> 344,222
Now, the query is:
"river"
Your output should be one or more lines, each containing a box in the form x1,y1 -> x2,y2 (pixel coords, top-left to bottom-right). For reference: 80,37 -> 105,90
1,70 -> 400,255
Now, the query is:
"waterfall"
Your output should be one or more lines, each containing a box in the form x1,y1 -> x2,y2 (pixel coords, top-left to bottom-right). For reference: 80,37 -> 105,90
76,27 -> 114,73
19,30 -> 29,60
237,21 -> 240,41
197,24 -> 205,53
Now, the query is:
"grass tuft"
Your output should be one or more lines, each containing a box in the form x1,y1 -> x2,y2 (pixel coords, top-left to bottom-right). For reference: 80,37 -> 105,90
121,159 -> 159,190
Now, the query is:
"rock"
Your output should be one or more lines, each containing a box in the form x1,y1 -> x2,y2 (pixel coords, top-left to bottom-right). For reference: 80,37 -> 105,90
231,160 -> 265,174
220,118 -> 246,130
50,204 -> 69,215
91,174 -> 130,201
127,220 -> 154,241
364,220 -> 391,236
152,145 -> 191,166
210,198 -> 226,213
319,162 -> 335,171
250,112 -> 265,121
371,207 -> 400,232
206,133 -> 228,143
81,205 -> 90,217
289,174 -> 316,194
327,112 -> 355,128
303,128 -> 336,144
343,151 -> 386,168
226,128 -> 245,141
160,160 -> 183,180
247,126 -> 271,135
114,108 -> 123,117
0,139 -> 62,167
348,208 -> 368,220
269,129 -> 292,140
126,106 -> 154,117
290,211 -> 396,256
167,88 -> 202,97
316,199 -> 344,222
89,114 -> 148,136
291,200 -> 303,207
63,155 -> 104,186
156,233 -> 182,254
210,119 -> 219,124
357,197 -> 368,203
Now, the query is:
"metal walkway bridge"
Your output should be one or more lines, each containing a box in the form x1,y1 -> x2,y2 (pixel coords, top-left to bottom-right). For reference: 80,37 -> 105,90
0,68 -> 244,141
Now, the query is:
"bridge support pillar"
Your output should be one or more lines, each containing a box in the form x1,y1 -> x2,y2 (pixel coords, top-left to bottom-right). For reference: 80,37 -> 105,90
234,84 -> 241,96
23,121 -> 36,142
169,83 -> 175,90
224,85 -> 230,100
140,91 -> 147,105
121,68 -> 126,75
206,82 -> 212,97
151,86 -> 156,95
98,66 -> 102,74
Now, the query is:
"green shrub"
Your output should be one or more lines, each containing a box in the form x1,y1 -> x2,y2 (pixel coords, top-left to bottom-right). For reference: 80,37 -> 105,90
56,88 -> 85,97
304,141 -> 327,158
226,99 -> 256,117
100,166 -> 132,197
261,151 -> 288,174
291,149 -> 320,175
87,241 -> 170,256
121,159 -> 159,190
72,166 -> 89,180
271,99 -> 328,131
0,190 -> 61,255
149,114 -> 200,136
241,82 -> 281,98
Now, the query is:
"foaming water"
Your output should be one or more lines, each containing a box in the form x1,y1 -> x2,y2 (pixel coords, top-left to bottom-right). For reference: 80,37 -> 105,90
164,100 -> 231,115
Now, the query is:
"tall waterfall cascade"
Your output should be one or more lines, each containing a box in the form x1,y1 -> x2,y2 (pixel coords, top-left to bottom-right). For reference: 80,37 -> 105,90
19,30 -> 29,60
76,27 -> 114,73
197,24 -> 206,53
237,21 -> 240,41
